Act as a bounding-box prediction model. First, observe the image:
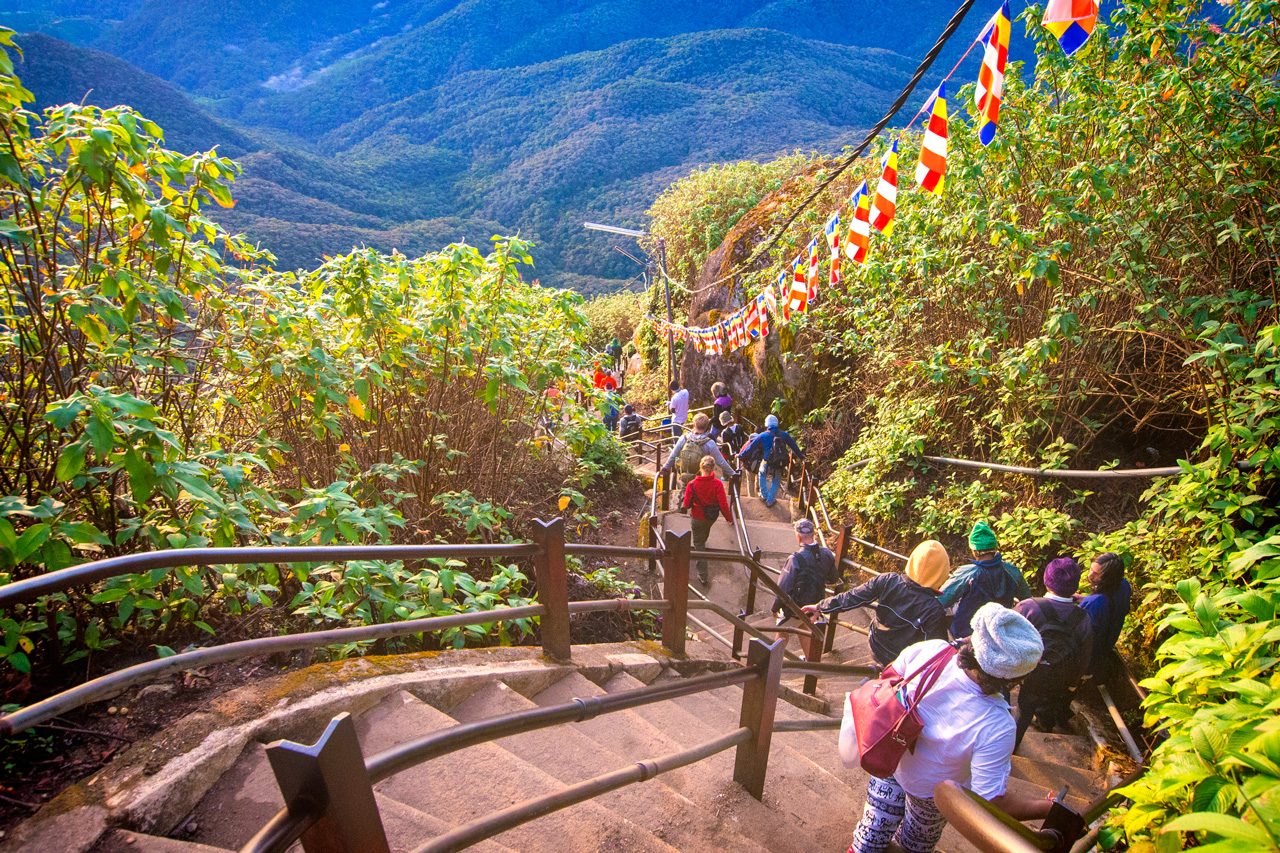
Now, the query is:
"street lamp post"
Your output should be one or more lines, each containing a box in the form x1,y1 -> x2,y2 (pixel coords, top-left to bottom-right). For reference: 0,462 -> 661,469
583,222 -> 675,388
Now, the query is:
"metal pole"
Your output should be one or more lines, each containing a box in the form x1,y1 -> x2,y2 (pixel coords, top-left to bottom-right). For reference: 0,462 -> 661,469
734,637 -> 785,800
531,518 -> 571,661
265,713 -> 390,853
661,529 -> 691,656
658,240 -> 675,388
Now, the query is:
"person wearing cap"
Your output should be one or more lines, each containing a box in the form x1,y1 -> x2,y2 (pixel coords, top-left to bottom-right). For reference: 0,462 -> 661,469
718,411 -> 748,460
737,414 -> 804,507
843,603 -> 1053,853
937,521 -> 1032,639
618,403 -> 643,443
803,540 -> 950,666
772,519 -> 839,658
1012,558 -> 1094,747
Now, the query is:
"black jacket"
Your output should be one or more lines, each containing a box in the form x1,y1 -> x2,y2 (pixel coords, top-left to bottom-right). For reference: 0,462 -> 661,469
817,574 -> 948,666
773,544 -> 839,613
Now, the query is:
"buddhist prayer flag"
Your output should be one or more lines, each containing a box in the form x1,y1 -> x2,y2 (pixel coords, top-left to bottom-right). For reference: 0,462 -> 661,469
764,276 -> 781,321
729,312 -> 748,350
806,237 -> 821,300
869,139 -> 899,236
915,84 -> 948,193
844,181 -> 871,264
824,212 -> 841,284
756,291 -> 772,337
975,0 -> 1011,147
1043,0 -> 1098,56
787,256 -> 810,317
744,298 -> 762,338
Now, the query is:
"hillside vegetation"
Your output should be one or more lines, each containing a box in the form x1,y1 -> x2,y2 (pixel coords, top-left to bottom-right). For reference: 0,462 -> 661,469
2,0 -> 1004,289
642,0 -> 1279,846
0,33 -> 623,695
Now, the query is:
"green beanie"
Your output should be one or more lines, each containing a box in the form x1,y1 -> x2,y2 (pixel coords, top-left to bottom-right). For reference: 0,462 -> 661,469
969,521 -> 999,552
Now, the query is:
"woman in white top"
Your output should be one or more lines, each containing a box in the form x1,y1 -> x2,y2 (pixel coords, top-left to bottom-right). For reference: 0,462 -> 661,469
841,603 -> 1055,853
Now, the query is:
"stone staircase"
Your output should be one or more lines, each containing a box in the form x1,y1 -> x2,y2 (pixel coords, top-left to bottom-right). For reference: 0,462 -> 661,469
79,648 -> 1110,853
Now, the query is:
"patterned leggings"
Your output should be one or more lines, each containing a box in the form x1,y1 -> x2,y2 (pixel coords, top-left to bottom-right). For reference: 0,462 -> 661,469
848,775 -> 949,853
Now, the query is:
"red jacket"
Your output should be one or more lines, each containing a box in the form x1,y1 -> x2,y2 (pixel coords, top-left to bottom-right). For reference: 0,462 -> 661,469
683,475 -> 732,522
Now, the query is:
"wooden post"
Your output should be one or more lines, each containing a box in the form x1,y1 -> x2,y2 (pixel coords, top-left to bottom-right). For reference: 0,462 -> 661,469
266,713 -> 390,853
647,521 -> 659,576
531,518 -> 571,661
734,637 -> 785,800
823,523 -> 854,660
661,529 -> 691,656
661,469 -> 671,512
797,461 -> 809,514
731,470 -> 741,499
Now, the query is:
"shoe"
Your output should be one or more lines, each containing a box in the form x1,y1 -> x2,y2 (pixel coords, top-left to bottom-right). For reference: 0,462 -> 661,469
698,573 -> 709,585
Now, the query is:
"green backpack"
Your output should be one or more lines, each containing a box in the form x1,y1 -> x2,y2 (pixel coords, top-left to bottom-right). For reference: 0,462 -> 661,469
679,434 -> 715,476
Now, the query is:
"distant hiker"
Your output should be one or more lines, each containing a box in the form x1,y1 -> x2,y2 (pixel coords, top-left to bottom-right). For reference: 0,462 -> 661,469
618,404 -> 643,443
600,387 -> 620,433
683,455 -> 734,585
606,337 -> 623,372
738,414 -> 803,507
711,381 -> 733,427
667,380 -> 690,440
937,522 -> 1033,639
773,519 -> 839,659
718,412 -> 748,461
601,371 -> 618,392
1013,558 -> 1094,748
843,604 -> 1051,853
592,362 -> 608,390
804,540 -> 950,666
1078,551 -> 1131,680
662,413 -> 734,497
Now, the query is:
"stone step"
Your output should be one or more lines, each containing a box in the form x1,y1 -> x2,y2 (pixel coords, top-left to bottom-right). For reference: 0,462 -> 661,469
449,680 -> 773,853
353,689 -> 681,853
530,672 -> 828,853
1017,730 -> 1100,773
90,830 -> 232,853
603,670 -> 860,846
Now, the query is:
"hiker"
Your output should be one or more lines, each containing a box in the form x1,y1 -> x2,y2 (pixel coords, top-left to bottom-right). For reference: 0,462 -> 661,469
843,603 -> 1052,853
600,387 -> 620,433
803,540 -> 950,666
683,455 -> 734,585
618,404 -> 644,443
661,413 -> 734,497
738,414 -> 803,507
773,519 -> 839,659
718,412 -> 748,461
667,380 -> 690,440
711,381 -> 733,427
606,336 -> 623,372
1077,552 -> 1131,680
592,362 -> 608,390
937,521 -> 1033,639
1013,558 -> 1094,748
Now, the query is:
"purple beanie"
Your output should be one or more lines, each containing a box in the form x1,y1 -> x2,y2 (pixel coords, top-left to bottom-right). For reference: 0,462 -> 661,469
1043,558 -> 1082,596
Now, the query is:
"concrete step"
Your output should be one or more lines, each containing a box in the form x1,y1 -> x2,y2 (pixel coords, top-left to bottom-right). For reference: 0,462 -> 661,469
604,670 -> 860,846
90,830 -> 232,853
353,689 -> 681,853
530,672 -> 830,853
181,741 -> 287,851
1017,730 -> 1100,773
449,680 -> 773,853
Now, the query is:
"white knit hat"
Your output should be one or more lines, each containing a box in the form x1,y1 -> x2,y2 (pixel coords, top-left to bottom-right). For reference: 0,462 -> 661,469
970,603 -> 1043,679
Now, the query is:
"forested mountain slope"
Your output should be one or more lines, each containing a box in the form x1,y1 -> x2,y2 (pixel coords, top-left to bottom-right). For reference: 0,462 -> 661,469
3,0 -> 1010,288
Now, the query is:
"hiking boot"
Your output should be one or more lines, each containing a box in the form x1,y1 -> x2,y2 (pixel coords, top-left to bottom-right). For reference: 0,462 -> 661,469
698,571 -> 709,585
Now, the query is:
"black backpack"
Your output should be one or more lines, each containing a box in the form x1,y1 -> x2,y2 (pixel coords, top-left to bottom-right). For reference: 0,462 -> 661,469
619,413 -> 643,441
764,432 -> 794,474
1022,600 -> 1087,695
951,561 -> 1022,638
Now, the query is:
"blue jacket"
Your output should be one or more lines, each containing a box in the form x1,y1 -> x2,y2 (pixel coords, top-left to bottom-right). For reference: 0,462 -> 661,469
938,554 -> 1032,638
739,427 -> 803,468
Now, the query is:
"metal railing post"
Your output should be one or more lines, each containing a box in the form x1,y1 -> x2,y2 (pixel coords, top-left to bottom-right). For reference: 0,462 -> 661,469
531,518 -> 572,661
797,463 -> 809,514
734,637 -> 785,800
661,529 -> 691,656
647,522 -> 659,576
732,609 -> 746,661
661,469 -> 671,512
803,618 -> 823,696
265,712 -> 390,853
823,523 -> 854,660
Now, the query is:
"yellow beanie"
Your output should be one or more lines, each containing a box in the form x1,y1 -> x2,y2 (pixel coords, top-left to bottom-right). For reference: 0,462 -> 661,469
906,540 -> 950,590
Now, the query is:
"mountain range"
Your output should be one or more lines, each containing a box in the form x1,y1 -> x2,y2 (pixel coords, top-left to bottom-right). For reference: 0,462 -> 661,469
4,0 -> 1027,291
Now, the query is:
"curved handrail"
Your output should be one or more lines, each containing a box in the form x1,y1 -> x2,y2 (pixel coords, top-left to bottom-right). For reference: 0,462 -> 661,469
933,781 -> 1058,852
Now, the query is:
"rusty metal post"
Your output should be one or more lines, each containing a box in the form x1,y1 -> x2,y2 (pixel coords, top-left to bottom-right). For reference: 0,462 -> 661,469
661,529 -> 691,656
531,518 -> 571,661
647,522 -> 659,576
803,618 -> 824,696
661,469 -> 671,512
732,609 -> 746,660
734,637 -> 785,800
823,523 -> 855,660
797,462 -> 809,514
265,712 -> 390,853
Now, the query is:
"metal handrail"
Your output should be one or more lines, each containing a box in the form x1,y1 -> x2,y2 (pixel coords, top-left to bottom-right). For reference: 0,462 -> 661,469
243,651 -> 774,853
0,542 -> 542,608
934,781 -> 1058,852
365,666 -> 760,782
414,728 -> 752,853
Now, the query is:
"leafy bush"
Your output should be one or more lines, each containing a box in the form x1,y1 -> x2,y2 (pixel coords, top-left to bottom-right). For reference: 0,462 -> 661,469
0,31 -> 616,679
579,289 -> 646,352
